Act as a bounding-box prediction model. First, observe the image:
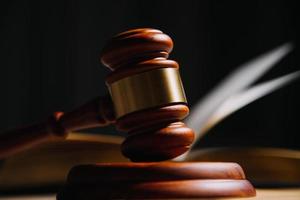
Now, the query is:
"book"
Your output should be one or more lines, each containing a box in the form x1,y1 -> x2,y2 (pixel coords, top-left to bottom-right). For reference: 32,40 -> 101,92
0,132 -> 127,192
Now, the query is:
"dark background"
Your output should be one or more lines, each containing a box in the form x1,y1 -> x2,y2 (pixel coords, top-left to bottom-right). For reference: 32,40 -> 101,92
0,0 -> 299,149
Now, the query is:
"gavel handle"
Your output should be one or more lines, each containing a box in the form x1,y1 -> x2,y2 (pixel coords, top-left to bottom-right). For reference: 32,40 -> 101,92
0,95 -> 115,159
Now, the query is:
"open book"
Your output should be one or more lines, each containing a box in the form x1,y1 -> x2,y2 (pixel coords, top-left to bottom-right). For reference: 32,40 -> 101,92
1,133 -> 300,192
0,133 -> 128,192
1,43 -> 299,192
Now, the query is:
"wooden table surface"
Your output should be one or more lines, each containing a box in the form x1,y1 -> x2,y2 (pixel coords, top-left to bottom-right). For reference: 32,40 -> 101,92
1,188 -> 299,200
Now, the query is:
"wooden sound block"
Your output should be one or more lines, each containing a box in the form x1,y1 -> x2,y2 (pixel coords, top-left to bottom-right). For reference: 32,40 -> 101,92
57,162 -> 255,199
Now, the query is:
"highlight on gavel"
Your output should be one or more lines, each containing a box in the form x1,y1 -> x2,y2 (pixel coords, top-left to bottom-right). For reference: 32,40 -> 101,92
0,28 -> 195,162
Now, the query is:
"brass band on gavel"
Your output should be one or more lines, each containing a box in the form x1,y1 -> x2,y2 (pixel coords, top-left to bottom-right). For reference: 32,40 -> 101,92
108,68 -> 187,118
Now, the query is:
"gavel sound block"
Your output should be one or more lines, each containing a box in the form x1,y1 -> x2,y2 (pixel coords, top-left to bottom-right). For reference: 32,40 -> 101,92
0,28 -> 255,199
57,162 -> 255,199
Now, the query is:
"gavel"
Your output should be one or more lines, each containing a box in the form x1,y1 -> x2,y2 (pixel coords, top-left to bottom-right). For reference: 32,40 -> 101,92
1,28 -> 256,199
0,28 -> 194,162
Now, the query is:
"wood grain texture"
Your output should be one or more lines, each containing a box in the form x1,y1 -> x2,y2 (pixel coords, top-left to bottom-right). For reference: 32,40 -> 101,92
57,162 -> 255,199
66,162 -> 246,183
101,28 -> 173,72
121,121 -> 195,162
0,96 -> 115,159
101,28 -> 195,161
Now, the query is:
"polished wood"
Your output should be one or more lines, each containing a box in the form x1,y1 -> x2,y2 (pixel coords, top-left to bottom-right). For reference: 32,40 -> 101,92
121,121 -> 194,162
0,28 -> 256,199
101,28 -> 173,73
66,162 -> 246,182
0,96 -> 115,159
101,28 -> 194,161
57,162 -> 255,199
0,28 -> 194,162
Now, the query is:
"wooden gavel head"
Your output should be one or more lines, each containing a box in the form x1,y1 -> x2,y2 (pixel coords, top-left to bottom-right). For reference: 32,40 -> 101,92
100,28 -> 195,162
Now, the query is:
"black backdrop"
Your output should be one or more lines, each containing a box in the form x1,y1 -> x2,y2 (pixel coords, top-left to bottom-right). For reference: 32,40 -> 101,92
0,0 -> 299,149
